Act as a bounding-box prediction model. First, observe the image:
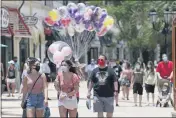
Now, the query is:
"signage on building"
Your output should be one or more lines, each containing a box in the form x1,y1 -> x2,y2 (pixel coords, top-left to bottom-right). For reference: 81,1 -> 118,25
22,13 -> 38,26
1,7 -> 9,28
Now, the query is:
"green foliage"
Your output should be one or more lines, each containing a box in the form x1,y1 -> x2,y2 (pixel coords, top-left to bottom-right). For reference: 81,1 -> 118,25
88,0 -> 175,54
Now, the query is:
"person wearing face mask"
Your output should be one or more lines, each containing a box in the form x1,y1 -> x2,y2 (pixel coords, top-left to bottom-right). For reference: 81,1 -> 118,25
6,60 -> 16,97
85,59 -> 98,87
40,58 -> 51,100
87,55 -> 118,118
144,61 -> 157,106
156,54 -> 173,89
113,61 -> 123,106
131,62 -> 145,107
21,57 -> 48,117
119,62 -> 132,100
12,57 -> 20,93
54,60 -> 80,118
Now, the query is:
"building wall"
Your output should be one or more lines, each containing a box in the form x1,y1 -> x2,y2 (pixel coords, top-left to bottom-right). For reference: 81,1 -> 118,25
2,1 -> 52,69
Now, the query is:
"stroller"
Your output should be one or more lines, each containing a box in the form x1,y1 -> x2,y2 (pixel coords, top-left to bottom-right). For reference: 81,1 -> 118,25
156,79 -> 174,107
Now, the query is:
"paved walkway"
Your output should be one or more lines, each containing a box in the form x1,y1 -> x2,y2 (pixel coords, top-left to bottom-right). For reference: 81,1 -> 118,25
1,81 -> 174,117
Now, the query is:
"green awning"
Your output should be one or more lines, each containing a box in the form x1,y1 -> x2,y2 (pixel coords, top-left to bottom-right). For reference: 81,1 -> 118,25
0,44 -> 8,47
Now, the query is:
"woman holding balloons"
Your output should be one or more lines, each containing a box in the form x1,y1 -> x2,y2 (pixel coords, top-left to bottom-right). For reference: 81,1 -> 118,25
54,60 -> 80,117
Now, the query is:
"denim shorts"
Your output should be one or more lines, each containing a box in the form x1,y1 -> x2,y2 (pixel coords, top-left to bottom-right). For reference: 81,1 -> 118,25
27,92 -> 44,109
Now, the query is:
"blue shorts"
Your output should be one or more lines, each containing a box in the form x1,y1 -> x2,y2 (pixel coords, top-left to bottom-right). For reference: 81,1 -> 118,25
27,92 -> 44,109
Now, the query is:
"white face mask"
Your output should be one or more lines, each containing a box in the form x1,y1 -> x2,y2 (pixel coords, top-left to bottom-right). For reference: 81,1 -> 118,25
62,66 -> 69,72
162,56 -> 168,62
136,65 -> 140,70
147,65 -> 151,68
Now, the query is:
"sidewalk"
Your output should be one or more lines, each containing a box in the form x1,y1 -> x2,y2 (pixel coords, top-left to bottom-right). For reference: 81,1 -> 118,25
1,81 -> 174,117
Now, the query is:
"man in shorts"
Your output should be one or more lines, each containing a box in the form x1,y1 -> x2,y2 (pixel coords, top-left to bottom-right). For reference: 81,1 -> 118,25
87,55 -> 118,117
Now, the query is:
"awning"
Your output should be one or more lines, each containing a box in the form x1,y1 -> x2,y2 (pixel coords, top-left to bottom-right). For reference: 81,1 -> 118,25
0,44 -> 8,47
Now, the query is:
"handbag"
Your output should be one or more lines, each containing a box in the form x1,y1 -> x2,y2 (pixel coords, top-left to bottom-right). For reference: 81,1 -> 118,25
21,74 -> 42,109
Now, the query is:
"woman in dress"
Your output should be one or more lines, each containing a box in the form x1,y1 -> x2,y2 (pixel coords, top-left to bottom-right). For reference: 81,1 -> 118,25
54,60 -> 80,117
120,62 -> 133,100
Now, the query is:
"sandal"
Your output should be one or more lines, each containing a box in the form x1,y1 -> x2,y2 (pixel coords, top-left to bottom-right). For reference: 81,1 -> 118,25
7,95 -> 10,97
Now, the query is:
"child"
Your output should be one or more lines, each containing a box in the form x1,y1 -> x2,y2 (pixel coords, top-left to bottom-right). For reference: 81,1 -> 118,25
156,82 -> 174,107
131,62 -> 144,107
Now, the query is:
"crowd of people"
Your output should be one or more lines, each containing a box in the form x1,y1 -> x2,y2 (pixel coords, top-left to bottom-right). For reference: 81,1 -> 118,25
0,53 -> 174,117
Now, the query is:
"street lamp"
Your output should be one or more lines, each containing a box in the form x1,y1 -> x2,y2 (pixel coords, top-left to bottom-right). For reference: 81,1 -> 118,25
149,7 -> 176,55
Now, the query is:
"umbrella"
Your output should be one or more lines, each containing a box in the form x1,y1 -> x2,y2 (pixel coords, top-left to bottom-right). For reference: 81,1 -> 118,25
0,44 -> 8,47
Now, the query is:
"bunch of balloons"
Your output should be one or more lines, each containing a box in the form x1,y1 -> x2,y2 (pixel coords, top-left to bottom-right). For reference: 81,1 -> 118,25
44,3 -> 114,36
47,41 -> 72,67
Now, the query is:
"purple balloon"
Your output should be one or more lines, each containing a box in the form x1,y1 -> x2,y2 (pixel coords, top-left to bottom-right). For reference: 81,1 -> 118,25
75,13 -> 83,24
84,20 -> 91,29
99,13 -> 107,22
68,8 -> 78,18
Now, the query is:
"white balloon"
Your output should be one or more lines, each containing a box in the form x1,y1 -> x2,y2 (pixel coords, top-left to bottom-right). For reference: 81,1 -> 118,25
74,23 -> 85,33
47,41 -> 72,64
67,25 -> 75,36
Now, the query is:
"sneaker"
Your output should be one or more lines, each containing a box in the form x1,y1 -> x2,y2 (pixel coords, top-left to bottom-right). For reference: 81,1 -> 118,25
116,104 -> 119,107
127,98 -> 129,100
7,94 -> 10,97
48,98 -> 51,100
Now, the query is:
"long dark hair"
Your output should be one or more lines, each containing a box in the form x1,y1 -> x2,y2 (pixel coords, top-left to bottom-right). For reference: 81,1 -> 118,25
146,61 -> 155,75
61,60 -> 77,74
27,57 -> 38,74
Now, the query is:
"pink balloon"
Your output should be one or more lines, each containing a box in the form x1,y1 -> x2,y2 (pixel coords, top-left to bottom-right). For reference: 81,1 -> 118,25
53,51 -> 64,64
61,46 -> 72,56
48,44 -> 58,54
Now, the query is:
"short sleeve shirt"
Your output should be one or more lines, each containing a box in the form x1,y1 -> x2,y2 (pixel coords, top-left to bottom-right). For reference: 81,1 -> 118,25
58,73 -> 80,93
156,61 -> 173,80
90,67 -> 117,97
133,70 -> 144,84
113,65 -> 122,78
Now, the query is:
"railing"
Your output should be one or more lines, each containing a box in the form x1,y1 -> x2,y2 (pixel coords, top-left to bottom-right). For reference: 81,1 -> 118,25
1,8 -> 31,37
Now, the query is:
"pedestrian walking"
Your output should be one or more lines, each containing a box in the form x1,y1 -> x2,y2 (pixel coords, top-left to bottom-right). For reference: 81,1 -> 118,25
85,59 -> 98,87
144,61 -> 157,106
6,60 -> 16,97
21,57 -> 48,117
40,58 -> 51,100
54,60 -> 80,117
113,61 -> 122,106
156,54 -> 173,88
1,62 -> 6,94
87,54 -> 118,117
131,62 -> 144,107
13,57 -> 20,93
119,62 -> 132,100
18,59 -> 29,98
